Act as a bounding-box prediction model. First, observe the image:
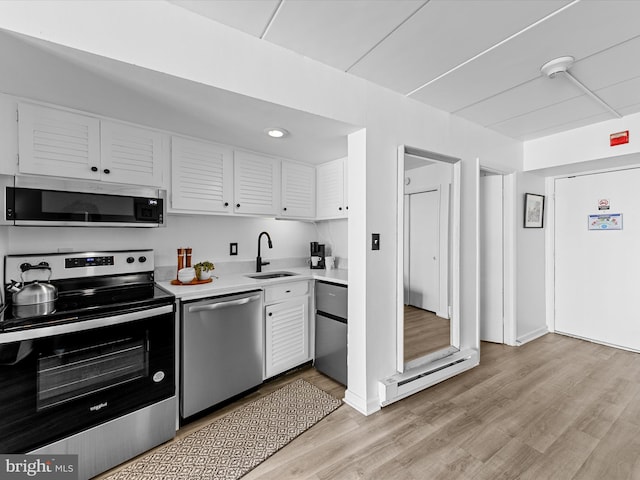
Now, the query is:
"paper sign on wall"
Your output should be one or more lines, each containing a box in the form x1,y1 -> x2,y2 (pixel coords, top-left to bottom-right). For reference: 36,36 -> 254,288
588,213 -> 622,230
598,199 -> 610,210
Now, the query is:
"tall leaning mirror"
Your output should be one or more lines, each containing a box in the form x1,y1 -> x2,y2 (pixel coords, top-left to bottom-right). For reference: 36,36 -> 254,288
396,146 -> 461,372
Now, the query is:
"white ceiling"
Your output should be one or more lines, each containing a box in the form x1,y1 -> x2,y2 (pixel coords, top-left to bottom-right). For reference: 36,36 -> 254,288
170,0 -> 640,141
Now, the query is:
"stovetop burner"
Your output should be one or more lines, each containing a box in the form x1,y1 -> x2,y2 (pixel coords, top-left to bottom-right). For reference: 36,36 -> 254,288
2,250 -> 174,332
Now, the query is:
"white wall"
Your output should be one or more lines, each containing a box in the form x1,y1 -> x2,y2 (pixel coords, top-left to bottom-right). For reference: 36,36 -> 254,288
524,111 -> 640,172
0,2 -> 525,414
0,217 -> 318,265
515,172 -> 547,343
315,219 -> 348,262
0,216 -> 318,284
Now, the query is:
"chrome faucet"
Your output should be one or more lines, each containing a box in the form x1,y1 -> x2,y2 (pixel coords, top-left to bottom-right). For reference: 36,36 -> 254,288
256,231 -> 273,272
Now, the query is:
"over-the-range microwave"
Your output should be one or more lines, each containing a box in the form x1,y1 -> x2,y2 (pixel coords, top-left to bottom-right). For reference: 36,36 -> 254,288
0,175 -> 165,227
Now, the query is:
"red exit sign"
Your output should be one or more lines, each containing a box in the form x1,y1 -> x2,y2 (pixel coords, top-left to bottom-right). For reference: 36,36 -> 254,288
610,130 -> 629,146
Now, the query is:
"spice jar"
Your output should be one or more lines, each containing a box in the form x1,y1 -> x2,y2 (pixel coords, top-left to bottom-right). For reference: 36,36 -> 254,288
177,248 -> 185,278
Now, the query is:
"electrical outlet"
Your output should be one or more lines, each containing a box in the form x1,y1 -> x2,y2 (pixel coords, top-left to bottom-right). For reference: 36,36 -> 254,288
230,243 -> 238,256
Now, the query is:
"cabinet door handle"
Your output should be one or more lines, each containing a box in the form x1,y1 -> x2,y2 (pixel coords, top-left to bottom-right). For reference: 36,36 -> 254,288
224,202 -> 229,207
188,295 -> 260,313
283,207 -> 287,211
236,203 -> 241,208
268,312 -> 272,316
103,169 -> 110,174
90,166 -> 98,172
338,207 -> 342,211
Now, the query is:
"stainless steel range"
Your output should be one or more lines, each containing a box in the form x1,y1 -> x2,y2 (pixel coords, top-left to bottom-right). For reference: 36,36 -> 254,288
0,250 -> 176,480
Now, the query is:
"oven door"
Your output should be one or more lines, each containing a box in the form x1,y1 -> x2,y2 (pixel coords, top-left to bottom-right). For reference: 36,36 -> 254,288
0,306 -> 175,453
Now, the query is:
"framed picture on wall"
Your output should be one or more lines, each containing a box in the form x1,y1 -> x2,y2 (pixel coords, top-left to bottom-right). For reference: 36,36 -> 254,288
524,193 -> 545,228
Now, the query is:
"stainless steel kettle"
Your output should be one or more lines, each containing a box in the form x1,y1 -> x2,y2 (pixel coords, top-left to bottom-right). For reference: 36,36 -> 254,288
11,262 -> 58,317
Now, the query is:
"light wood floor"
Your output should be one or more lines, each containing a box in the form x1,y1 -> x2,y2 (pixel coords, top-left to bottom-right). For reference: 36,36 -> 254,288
404,305 -> 450,363
97,333 -> 640,479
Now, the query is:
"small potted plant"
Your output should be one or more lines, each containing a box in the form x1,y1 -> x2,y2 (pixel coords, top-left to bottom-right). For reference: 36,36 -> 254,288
194,261 -> 215,280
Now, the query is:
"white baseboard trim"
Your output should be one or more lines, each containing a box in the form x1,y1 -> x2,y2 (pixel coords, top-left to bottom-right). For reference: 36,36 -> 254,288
516,327 -> 548,346
343,389 -> 380,416
555,331 -> 640,354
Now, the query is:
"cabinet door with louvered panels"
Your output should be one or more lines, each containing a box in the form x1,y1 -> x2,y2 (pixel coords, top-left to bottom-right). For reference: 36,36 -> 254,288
100,120 -> 163,186
233,150 -> 281,216
171,136 -> 234,213
18,102 -> 101,181
281,161 -> 315,219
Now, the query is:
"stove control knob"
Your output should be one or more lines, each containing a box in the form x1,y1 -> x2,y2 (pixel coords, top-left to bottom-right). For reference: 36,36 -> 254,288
126,256 -> 135,264
138,256 -> 147,263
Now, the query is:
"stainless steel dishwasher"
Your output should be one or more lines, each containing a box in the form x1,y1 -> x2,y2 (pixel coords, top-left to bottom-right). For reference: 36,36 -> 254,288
181,290 -> 263,419
315,281 -> 348,385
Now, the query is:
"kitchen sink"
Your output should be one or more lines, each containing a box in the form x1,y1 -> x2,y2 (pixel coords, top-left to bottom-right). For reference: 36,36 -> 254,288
245,271 -> 298,279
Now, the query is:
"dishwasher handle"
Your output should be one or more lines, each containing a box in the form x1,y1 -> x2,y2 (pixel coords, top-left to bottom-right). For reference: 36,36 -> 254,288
188,294 -> 261,313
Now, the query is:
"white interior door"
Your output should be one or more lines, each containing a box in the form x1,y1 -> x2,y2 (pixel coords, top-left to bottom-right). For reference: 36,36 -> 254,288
408,190 -> 439,312
555,169 -> 640,351
480,174 -> 504,343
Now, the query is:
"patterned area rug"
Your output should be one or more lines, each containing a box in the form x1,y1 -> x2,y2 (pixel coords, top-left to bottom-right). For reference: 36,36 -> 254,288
103,379 -> 342,480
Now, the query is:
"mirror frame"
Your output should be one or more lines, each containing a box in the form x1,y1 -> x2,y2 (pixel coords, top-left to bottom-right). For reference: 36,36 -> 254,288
396,145 -> 461,373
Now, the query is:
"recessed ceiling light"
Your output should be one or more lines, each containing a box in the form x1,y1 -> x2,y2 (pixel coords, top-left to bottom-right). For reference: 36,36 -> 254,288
265,127 -> 289,138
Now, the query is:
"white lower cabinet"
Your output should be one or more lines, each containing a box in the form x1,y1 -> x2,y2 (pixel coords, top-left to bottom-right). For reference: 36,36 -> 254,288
264,282 -> 310,378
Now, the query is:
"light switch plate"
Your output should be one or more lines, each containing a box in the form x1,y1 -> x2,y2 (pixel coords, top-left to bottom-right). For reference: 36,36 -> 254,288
230,243 -> 238,255
372,233 -> 380,250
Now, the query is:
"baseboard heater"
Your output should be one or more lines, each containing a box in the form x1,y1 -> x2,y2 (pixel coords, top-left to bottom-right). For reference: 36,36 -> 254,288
378,349 -> 479,407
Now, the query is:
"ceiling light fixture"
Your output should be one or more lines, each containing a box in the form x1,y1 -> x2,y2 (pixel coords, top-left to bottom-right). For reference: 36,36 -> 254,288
265,127 -> 289,139
541,56 -> 621,118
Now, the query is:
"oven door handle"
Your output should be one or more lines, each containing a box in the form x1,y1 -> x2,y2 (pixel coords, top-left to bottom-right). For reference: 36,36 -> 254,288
188,295 -> 260,313
0,304 -> 174,344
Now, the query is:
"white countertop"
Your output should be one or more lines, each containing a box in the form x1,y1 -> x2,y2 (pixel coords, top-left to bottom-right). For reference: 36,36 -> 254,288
158,267 -> 347,301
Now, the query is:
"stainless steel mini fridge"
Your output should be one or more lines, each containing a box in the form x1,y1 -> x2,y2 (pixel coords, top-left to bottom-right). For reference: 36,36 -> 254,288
315,281 -> 348,385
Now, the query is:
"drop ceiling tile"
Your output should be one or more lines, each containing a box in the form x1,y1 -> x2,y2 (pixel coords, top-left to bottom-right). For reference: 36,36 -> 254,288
169,0 -> 279,37
490,94 -> 607,139
411,1 -> 640,112
349,0 -> 570,94
456,76 -> 580,127
519,112 -> 613,141
571,35 -> 640,91
597,75 -> 640,113
264,0 -> 425,71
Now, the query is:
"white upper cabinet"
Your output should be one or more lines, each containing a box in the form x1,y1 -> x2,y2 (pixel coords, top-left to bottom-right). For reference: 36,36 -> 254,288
18,103 -> 101,180
316,156 -> 348,219
18,103 -> 164,187
170,136 -> 233,213
281,161 -> 315,219
100,121 -> 163,186
234,150 -> 281,216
